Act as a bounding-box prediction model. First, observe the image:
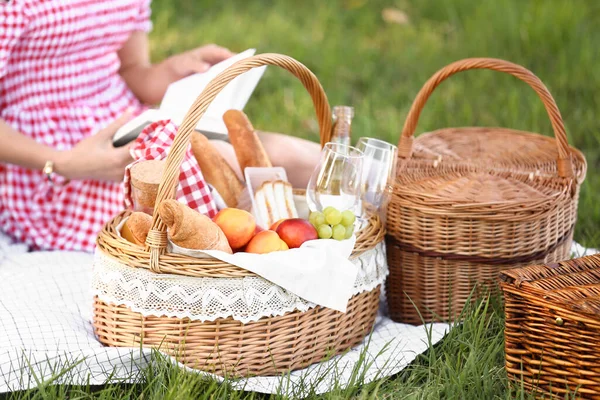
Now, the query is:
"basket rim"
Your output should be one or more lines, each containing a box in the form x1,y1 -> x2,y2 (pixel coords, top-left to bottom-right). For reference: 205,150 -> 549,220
96,209 -> 385,279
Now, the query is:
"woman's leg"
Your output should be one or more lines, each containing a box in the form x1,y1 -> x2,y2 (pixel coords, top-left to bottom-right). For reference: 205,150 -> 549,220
210,133 -> 321,188
256,131 -> 321,188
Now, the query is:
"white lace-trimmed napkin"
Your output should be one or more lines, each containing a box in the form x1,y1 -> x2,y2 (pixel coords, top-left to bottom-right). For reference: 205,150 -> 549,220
169,236 -> 359,312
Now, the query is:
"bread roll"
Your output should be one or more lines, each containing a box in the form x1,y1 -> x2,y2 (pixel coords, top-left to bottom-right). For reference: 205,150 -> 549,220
190,132 -> 245,208
158,199 -> 232,253
222,110 -> 272,172
121,212 -> 152,246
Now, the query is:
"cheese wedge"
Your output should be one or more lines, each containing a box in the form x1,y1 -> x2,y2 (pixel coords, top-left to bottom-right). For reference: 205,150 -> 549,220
254,180 -> 298,227
273,180 -> 298,219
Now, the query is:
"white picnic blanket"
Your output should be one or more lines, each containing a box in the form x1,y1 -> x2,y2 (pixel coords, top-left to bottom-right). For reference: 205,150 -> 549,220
0,234 -> 596,396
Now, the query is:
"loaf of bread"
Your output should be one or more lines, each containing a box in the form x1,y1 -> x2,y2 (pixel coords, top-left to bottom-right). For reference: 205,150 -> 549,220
222,110 -> 272,173
190,132 -> 245,208
121,212 -> 153,246
158,199 -> 232,253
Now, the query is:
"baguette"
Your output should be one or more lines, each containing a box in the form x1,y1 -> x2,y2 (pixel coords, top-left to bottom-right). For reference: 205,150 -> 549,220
191,132 -> 244,207
158,199 -> 232,253
223,110 -> 272,173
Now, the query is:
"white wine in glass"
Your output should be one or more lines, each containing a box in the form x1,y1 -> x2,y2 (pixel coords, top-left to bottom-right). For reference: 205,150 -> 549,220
306,142 -> 364,213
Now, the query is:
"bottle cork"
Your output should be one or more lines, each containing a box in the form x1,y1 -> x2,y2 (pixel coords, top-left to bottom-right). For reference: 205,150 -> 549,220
130,160 -> 165,215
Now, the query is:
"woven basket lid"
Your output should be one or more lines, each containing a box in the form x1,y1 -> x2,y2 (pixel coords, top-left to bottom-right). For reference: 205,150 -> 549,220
394,166 -> 569,215
501,254 -> 600,320
410,127 -> 586,181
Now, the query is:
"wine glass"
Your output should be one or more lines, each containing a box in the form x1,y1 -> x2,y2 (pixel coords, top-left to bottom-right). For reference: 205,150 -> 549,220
306,142 -> 364,214
356,137 -> 398,221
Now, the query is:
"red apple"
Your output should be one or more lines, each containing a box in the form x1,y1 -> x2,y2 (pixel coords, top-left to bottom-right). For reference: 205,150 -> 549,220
275,218 -> 318,249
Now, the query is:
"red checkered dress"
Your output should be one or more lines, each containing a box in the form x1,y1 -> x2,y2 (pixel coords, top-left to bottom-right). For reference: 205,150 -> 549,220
0,0 -> 153,252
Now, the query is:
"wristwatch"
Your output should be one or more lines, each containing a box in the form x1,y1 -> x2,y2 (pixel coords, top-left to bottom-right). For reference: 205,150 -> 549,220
43,160 -> 55,186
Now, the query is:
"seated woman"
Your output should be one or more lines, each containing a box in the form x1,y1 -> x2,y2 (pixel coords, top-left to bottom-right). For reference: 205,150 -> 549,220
0,0 -> 321,253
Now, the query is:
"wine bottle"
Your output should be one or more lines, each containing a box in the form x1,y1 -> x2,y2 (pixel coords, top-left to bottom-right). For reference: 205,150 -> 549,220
331,106 -> 354,147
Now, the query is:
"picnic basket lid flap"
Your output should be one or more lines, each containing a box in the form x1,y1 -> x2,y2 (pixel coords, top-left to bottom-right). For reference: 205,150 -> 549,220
396,169 -> 562,207
393,162 -> 573,215
500,254 -> 600,320
411,127 -> 585,179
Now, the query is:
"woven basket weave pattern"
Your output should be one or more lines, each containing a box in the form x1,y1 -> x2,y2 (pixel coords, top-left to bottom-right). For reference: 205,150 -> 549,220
386,233 -> 573,324
386,58 -> 586,325
501,255 -> 600,398
94,286 -> 380,377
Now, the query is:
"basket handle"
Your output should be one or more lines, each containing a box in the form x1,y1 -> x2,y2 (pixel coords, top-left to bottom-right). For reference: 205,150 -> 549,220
397,58 -> 574,179
145,53 -> 332,270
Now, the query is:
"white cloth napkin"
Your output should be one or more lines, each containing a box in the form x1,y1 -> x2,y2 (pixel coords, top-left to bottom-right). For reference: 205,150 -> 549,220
170,236 -> 359,312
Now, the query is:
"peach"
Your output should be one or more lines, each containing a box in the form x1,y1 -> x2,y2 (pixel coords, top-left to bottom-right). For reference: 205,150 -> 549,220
269,219 -> 286,231
276,218 -> 318,249
212,208 -> 256,250
246,230 -> 288,254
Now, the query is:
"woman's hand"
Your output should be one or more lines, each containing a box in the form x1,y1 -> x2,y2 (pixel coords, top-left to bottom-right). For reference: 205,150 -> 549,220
161,44 -> 235,80
118,31 -> 235,105
54,112 -> 134,182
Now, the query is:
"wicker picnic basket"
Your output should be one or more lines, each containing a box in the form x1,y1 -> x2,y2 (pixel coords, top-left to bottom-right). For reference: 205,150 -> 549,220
386,58 -> 587,325
92,54 -> 386,377
501,254 -> 600,398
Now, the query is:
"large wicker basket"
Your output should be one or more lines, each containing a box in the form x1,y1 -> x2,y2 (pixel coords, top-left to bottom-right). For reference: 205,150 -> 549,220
500,254 -> 600,399
386,58 -> 587,325
92,54 -> 385,377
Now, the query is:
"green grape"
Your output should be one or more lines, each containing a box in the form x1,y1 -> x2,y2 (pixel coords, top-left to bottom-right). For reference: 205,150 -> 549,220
340,210 -> 356,227
315,214 -> 326,227
322,206 -> 337,216
332,224 -> 346,241
318,224 -> 333,239
344,225 -> 354,239
325,209 -> 342,225
309,211 -> 325,227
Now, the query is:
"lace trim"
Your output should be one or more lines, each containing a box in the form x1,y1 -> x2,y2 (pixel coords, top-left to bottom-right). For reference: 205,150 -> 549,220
91,242 -> 387,323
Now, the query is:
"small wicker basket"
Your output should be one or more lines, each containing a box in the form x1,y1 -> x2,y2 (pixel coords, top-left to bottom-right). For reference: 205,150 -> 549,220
501,254 -> 600,399
93,54 -> 385,377
386,58 -> 587,325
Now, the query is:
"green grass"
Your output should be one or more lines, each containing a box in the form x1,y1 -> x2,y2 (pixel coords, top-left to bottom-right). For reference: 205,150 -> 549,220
4,0 -> 599,398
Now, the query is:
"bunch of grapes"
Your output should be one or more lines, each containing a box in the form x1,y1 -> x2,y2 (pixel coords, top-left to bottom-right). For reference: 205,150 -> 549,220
309,207 -> 356,240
